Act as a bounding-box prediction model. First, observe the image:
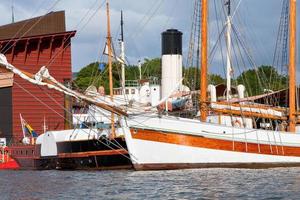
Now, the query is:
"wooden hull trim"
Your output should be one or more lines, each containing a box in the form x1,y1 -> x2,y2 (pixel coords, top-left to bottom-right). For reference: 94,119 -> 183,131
130,128 -> 300,157
134,162 -> 300,171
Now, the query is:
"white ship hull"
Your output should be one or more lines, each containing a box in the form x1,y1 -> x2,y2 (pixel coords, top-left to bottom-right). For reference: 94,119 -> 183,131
122,115 -> 300,170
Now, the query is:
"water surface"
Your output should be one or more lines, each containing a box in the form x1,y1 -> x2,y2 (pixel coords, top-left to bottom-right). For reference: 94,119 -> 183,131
1,168 -> 300,199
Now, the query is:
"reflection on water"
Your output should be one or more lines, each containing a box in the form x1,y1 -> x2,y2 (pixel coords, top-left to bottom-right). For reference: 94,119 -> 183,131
1,168 -> 300,199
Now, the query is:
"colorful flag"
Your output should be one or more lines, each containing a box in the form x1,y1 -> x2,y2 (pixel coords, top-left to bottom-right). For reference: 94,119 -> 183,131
20,114 -> 38,138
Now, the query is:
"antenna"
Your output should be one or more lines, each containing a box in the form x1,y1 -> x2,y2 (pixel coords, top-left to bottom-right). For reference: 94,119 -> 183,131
11,0 -> 15,23
120,10 -> 126,92
225,0 -> 231,16
121,10 -> 124,42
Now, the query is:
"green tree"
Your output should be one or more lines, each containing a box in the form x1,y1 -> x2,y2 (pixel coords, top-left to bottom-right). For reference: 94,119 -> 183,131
183,67 -> 225,90
183,67 -> 199,90
236,65 -> 287,96
141,58 -> 161,79
209,74 -> 224,85
74,62 -> 122,93
73,62 -> 101,90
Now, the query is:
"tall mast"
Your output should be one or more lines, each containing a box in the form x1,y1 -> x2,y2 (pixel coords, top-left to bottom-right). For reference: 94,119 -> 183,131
225,0 -> 232,101
200,0 -> 208,122
120,10 -> 126,92
289,0 -> 296,132
106,0 -> 115,137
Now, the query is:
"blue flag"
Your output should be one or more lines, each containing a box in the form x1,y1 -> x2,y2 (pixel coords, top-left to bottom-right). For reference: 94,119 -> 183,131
99,63 -> 105,71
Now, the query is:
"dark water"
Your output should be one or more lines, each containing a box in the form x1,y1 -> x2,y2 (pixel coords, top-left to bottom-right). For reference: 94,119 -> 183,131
1,168 -> 300,200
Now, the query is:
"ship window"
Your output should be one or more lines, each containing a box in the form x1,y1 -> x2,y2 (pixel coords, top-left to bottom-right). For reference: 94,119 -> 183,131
26,150 -> 28,155
131,89 -> 135,94
21,150 -> 23,155
126,89 -> 129,94
133,129 -> 137,134
32,150 -> 34,155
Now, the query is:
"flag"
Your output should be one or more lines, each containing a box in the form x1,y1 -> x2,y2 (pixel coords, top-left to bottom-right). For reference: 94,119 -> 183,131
99,63 -> 105,71
20,114 -> 38,138
24,123 -> 38,138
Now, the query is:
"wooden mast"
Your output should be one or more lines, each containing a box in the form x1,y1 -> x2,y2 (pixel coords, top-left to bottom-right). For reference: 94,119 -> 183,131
289,0 -> 296,132
200,0 -> 208,122
106,0 -> 115,137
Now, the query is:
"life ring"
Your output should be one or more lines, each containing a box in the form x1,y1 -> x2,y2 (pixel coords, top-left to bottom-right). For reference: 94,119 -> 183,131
232,119 -> 242,128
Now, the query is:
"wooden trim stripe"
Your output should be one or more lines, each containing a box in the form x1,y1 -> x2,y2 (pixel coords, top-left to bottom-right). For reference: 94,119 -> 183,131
133,163 -> 300,170
130,128 -> 300,157
58,149 -> 128,158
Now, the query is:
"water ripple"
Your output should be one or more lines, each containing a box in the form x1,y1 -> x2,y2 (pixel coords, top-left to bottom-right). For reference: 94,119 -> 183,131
1,168 -> 300,200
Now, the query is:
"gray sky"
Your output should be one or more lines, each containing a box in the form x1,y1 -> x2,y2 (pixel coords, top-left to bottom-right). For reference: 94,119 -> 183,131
0,0 -> 296,77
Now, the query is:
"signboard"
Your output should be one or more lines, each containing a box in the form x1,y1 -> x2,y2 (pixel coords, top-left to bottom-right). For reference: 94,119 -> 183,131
0,138 -> 6,146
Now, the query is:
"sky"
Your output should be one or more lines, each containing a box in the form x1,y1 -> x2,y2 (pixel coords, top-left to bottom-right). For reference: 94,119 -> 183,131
0,0 -> 296,78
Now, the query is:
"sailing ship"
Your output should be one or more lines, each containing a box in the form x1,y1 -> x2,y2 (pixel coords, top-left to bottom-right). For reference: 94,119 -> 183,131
2,0 -> 300,171
122,0 -> 300,170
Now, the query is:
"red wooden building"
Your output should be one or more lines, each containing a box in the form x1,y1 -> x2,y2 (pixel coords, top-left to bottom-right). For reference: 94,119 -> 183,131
0,11 -> 76,142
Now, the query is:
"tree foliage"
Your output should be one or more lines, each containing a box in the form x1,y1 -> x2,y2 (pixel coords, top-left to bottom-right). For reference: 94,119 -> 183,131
73,62 -> 122,93
73,59 -> 287,97
236,65 -> 287,96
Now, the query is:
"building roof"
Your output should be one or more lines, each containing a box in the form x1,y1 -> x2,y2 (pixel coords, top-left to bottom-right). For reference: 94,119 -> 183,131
0,11 -> 66,40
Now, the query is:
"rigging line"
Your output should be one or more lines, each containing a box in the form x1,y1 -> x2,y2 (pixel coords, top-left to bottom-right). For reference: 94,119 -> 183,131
1,0 -> 48,52
45,0 -> 106,69
162,0 -> 179,29
133,1 -> 160,29
88,44 -> 104,88
185,0 -> 198,68
208,26 -> 227,64
231,27 -> 261,119
82,0 -> 107,87
232,30 -> 253,97
31,84 -> 131,158
272,0 -> 289,94
213,0 -> 227,77
1,66 -> 124,130
231,0 -> 242,19
235,1 -> 271,69
194,0 -> 201,90
231,25 -> 267,92
130,0 -> 165,40
128,0 -> 164,61
74,109 -> 139,155
89,40 -> 107,88
87,52 -> 110,91
45,0 -> 106,68
128,0 -> 163,39
272,0 -> 288,68
2,0 -> 62,55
